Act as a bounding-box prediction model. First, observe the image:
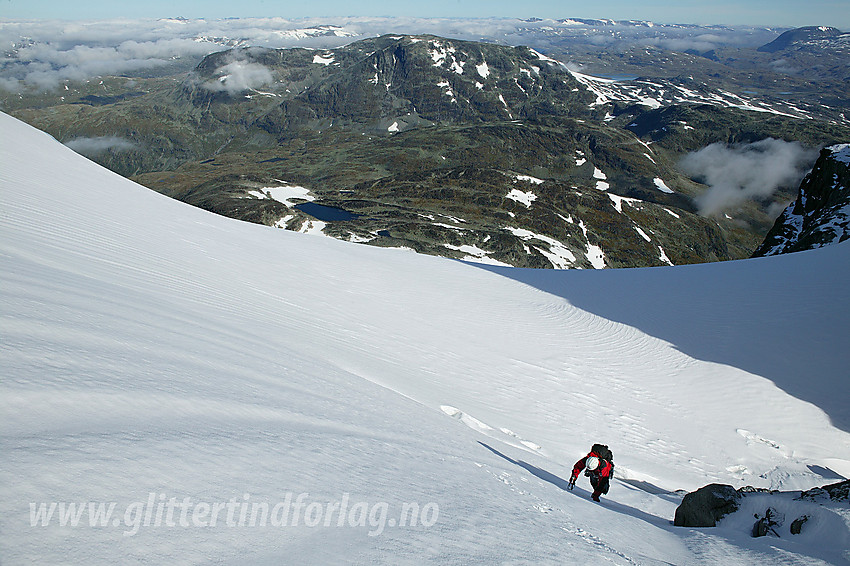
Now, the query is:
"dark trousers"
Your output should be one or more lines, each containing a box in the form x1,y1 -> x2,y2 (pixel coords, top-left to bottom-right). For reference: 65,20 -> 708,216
589,473 -> 610,495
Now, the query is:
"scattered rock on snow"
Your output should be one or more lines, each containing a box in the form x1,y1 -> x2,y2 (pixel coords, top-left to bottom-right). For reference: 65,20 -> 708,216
751,506 -> 784,537
790,514 -> 809,535
675,479 -> 850,549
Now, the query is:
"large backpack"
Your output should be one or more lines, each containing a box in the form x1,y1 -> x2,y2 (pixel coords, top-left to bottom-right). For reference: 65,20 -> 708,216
591,443 -> 614,464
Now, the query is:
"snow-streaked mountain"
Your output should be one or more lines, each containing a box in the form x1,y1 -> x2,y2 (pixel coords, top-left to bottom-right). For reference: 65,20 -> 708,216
755,144 -> 850,256
1,112 -> 848,564
194,24 -> 360,50
569,70 -> 822,121
757,26 -> 847,53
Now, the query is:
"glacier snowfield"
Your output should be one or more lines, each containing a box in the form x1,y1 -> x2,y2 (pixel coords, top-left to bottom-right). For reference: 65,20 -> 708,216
2,112 -> 848,564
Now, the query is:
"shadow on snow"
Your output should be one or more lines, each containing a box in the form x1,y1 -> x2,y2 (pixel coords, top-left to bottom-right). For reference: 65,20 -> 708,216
477,441 -> 672,529
472,243 -> 850,433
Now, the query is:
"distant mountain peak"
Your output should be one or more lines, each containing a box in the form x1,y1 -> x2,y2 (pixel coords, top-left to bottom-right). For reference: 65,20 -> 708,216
757,26 -> 844,52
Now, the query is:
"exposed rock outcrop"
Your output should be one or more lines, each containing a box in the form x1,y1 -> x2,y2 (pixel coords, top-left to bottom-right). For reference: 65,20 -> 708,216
675,480 -> 849,545
798,479 -> 850,502
753,143 -> 850,256
673,483 -> 742,527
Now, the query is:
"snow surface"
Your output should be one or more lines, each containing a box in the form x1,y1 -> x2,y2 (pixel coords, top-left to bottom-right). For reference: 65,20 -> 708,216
592,166 -> 610,191
634,226 -> 652,242
505,188 -> 537,208
252,182 -> 314,207
442,243 -> 512,267
514,174 -> 545,185
578,220 -> 607,269
829,143 -> 850,165
503,226 -> 577,269
312,53 -> 334,66
567,69 -> 813,119
2,113 -> 849,564
653,177 -> 675,193
607,193 -> 641,213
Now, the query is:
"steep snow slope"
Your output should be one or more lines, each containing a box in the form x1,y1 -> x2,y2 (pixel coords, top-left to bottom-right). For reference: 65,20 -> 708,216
485,239 -> 850,434
1,112 -> 848,564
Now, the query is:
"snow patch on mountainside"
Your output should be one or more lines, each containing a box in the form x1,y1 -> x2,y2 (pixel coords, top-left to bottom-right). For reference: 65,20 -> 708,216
506,188 -> 537,208
830,143 -> 850,164
653,178 -> 674,193
312,53 -> 335,65
504,226 -> 577,268
251,182 -> 314,206
567,69 -> 814,119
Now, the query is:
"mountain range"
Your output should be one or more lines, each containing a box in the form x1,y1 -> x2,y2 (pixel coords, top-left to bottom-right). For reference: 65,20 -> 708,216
4,24 -> 849,267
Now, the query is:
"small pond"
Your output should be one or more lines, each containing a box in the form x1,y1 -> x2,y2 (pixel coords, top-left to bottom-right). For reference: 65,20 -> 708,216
295,202 -> 360,221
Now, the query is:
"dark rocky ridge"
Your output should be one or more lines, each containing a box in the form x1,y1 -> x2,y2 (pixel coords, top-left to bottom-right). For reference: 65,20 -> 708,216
754,144 -> 850,256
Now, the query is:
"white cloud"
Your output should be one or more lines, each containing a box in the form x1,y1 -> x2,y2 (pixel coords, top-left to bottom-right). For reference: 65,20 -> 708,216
680,139 -> 818,216
0,17 -> 779,92
3,35 -> 219,90
64,136 -> 137,155
201,58 -> 274,94
645,34 -> 727,52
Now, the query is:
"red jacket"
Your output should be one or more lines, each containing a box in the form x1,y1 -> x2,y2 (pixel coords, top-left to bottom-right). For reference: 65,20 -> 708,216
572,451 -> 613,479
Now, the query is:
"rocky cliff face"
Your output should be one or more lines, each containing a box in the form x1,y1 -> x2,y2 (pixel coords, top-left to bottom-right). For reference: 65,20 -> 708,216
753,144 -> 850,256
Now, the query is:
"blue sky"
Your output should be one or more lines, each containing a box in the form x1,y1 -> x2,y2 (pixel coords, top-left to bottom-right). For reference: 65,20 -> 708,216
2,0 -> 848,28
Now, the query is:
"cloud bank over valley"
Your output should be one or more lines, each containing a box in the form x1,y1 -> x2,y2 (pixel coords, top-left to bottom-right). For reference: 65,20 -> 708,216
0,17 -> 781,91
680,139 -> 819,216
